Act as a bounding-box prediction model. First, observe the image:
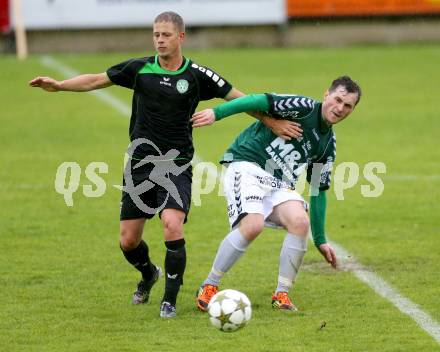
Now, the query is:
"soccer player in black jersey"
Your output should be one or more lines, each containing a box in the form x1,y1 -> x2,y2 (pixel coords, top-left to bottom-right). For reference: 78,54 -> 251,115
29,11 -> 302,318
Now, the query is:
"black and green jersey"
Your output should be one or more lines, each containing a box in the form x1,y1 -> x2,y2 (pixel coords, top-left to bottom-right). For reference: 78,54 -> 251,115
219,93 -> 336,190
107,55 -> 232,164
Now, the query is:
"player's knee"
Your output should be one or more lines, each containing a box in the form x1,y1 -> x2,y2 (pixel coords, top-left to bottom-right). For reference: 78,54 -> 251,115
119,229 -> 141,251
119,235 -> 139,251
161,209 -> 185,239
162,216 -> 184,239
239,215 -> 264,240
286,214 -> 309,237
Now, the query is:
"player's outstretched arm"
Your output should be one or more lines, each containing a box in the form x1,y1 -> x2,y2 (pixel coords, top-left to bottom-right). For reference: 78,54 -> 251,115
191,107 -> 302,136
29,73 -> 113,92
223,88 -> 302,140
192,94 -> 270,127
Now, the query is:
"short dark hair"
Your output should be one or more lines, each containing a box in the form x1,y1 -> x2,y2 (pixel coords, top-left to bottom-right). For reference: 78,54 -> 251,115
329,76 -> 362,105
154,11 -> 185,33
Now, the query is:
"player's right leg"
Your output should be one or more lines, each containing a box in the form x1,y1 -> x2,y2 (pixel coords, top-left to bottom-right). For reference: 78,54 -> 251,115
197,213 -> 264,311
268,200 -> 309,311
197,162 -> 268,311
119,160 -> 163,305
120,218 -> 162,305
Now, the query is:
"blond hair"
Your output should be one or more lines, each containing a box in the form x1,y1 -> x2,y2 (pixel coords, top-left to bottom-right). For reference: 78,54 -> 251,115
154,11 -> 185,33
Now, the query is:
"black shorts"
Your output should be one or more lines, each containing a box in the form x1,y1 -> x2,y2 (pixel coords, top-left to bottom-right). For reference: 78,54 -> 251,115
120,160 -> 192,222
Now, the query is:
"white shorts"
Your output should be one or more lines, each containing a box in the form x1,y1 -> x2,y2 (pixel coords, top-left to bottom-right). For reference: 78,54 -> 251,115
223,161 -> 306,229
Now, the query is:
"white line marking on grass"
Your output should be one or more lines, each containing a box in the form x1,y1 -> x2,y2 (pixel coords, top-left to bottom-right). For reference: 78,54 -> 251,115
331,242 -> 440,344
40,56 -> 131,116
40,56 -> 440,344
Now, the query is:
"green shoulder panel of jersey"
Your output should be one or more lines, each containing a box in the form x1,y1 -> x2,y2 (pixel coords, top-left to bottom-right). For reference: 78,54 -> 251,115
266,93 -> 315,121
138,55 -> 190,76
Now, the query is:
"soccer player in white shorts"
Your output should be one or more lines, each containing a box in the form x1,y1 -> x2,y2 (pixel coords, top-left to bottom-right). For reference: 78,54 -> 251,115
195,76 -> 361,311
224,161 -> 307,230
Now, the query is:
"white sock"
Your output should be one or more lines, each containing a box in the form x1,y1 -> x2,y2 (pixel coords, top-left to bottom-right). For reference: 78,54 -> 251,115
204,228 -> 249,286
276,232 -> 307,293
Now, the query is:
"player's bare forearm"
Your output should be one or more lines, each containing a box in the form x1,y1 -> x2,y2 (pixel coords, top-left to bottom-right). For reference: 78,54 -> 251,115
29,73 -> 113,92
59,73 -> 113,91
258,115 -> 303,140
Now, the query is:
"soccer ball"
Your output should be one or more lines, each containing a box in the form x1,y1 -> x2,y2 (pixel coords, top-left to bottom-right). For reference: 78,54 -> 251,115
207,289 -> 252,332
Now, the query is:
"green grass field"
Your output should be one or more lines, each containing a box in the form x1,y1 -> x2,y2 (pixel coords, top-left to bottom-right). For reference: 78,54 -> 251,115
1,44 -> 439,352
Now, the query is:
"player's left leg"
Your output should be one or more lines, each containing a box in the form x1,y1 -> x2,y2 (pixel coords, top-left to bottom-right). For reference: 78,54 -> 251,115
120,160 -> 163,305
160,208 -> 186,318
268,200 -> 309,311
156,166 -> 192,318
197,161 -> 267,312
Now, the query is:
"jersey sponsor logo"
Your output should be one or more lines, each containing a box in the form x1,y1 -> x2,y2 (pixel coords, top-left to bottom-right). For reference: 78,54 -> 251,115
191,63 -> 225,87
265,137 -> 307,184
255,175 -> 293,190
277,110 -> 299,119
245,195 -> 263,203
176,79 -> 189,93
160,77 -> 172,87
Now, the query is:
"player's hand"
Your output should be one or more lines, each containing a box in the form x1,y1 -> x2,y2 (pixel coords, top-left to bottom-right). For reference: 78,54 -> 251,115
318,243 -> 337,269
29,76 -> 62,92
191,109 -> 216,128
265,118 -> 303,140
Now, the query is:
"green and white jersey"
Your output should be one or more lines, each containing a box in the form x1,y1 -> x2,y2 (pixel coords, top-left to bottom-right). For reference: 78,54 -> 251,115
220,93 -> 336,190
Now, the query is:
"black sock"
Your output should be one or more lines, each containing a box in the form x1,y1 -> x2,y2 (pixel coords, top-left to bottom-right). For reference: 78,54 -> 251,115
121,240 -> 155,281
162,239 -> 186,306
